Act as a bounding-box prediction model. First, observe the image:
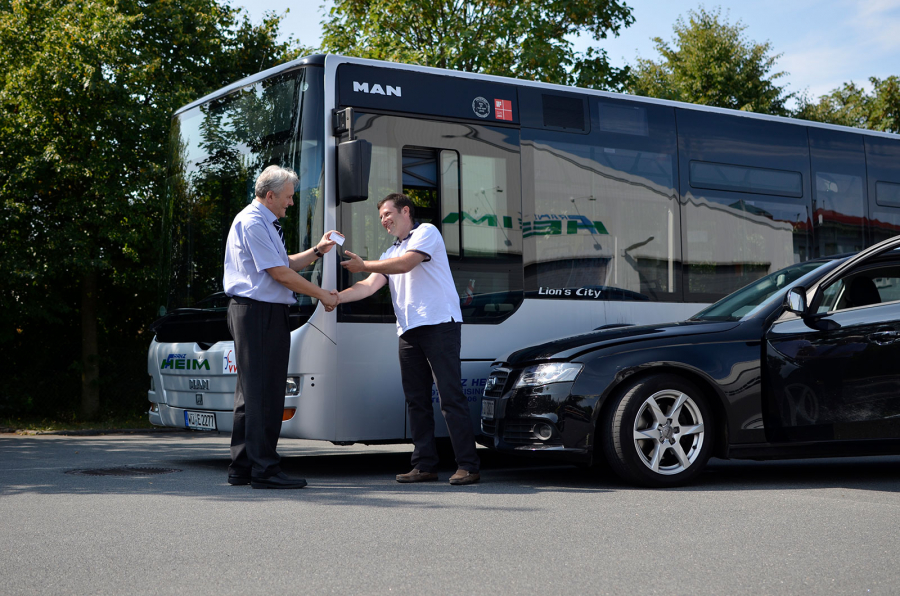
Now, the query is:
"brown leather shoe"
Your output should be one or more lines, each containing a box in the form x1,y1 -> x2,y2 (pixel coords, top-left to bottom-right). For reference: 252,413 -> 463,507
449,469 -> 480,485
396,468 -> 438,483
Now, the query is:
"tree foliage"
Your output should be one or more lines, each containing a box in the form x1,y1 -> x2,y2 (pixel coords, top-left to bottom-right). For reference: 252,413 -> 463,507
321,0 -> 635,90
627,7 -> 792,115
0,0 -> 303,419
795,76 -> 900,134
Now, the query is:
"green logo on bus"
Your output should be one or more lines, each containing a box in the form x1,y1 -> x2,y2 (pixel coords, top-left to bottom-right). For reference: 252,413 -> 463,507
442,211 -> 609,238
160,354 -> 210,371
442,212 -> 514,228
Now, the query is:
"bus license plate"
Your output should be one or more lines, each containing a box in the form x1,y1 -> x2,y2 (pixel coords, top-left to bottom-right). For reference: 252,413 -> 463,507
184,411 -> 217,431
481,399 -> 495,420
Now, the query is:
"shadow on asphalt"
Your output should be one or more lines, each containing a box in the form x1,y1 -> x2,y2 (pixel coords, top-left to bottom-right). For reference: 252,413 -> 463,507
2,435 -> 899,502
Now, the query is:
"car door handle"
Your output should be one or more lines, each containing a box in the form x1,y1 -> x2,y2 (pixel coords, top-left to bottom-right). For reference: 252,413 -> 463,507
868,330 -> 900,345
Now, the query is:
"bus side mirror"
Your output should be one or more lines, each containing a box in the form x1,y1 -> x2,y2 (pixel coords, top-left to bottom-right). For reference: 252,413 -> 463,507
784,286 -> 808,316
337,138 -> 372,203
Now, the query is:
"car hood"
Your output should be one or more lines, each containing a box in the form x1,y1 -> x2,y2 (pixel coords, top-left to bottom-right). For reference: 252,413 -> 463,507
499,320 -> 742,366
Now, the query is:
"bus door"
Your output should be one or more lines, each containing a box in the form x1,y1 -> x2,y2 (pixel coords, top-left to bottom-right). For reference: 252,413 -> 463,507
336,113 -> 523,442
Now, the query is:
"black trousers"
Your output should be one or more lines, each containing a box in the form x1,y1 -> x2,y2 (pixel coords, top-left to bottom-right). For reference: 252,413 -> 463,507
227,297 -> 290,479
399,321 -> 480,473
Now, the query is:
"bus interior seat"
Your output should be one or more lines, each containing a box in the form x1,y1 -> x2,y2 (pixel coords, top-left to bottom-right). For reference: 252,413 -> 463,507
846,276 -> 881,308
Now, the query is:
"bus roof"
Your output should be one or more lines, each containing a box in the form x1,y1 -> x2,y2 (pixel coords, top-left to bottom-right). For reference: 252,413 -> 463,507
175,53 -> 900,142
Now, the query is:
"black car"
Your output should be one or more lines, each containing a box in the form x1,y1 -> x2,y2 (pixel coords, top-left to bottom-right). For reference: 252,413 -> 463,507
482,236 -> 900,487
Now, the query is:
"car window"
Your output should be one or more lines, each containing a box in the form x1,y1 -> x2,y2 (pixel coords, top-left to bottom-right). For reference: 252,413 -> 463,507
817,264 -> 900,313
875,274 -> 900,302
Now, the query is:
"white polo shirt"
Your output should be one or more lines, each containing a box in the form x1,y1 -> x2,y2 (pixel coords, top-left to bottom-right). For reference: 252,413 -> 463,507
380,223 -> 462,336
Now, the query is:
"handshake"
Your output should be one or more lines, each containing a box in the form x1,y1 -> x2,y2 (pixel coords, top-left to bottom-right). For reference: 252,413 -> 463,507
323,290 -> 340,312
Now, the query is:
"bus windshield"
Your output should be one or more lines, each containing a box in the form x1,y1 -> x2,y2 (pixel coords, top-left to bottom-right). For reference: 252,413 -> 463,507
159,66 -> 324,315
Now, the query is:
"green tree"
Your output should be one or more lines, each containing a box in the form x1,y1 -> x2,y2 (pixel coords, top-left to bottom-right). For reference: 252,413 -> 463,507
321,0 -> 635,90
795,76 -> 900,134
628,7 -> 793,115
0,0 -> 304,419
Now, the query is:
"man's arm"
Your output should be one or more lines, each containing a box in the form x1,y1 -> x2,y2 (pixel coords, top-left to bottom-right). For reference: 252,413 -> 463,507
266,266 -> 338,307
324,272 -> 388,313
339,272 -> 387,302
340,250 -> 425,275
287,230 -> 341,271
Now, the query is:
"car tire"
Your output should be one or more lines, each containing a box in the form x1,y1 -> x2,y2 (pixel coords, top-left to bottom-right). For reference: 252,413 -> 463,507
601,373 -> 713,488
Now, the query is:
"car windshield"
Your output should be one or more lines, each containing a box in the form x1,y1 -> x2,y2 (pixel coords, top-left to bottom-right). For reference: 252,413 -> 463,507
692,259 -> 838,321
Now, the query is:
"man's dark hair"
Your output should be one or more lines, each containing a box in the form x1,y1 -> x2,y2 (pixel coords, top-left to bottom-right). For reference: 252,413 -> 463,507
377,193 -> 415,220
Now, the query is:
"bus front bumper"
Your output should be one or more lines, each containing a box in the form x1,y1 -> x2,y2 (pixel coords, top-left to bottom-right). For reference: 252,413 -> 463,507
149,402 -> 234,433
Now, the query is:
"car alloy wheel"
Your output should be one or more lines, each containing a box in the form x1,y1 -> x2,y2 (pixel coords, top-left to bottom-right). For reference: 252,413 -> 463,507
632,388 -> 705,475
602,373 -> 714,488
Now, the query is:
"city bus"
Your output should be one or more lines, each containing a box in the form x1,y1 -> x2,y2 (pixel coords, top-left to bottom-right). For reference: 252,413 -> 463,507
147,53 -> 900,445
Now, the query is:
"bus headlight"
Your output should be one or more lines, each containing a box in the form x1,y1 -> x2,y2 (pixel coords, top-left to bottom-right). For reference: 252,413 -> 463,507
285,377 -> 300,396
515,363 -> 583,388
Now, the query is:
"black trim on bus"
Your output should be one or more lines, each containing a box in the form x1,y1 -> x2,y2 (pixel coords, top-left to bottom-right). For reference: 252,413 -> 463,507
336,63 -> 520,125
150,305 -> 311,343
333,106 -> 522,131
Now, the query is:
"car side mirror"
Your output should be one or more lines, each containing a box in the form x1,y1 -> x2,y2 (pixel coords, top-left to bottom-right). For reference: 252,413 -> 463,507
784,286 -> 808,316
337,138 -> 372,203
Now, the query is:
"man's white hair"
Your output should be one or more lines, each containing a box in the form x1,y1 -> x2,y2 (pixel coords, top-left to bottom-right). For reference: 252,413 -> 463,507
255,165 -> 299,198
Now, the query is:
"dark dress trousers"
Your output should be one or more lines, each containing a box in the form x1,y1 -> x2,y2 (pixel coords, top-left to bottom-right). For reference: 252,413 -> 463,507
227,296 -> 290,479
398,321 -> 480,473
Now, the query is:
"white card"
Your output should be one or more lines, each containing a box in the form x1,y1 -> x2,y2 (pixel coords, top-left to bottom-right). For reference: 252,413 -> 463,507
329,232 -> 345,246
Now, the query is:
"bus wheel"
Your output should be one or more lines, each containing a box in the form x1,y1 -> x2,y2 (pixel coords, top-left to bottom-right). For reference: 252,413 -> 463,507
602,374 -> 712,488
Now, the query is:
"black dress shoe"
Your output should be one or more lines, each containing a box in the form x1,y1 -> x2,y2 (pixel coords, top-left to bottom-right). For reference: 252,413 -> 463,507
228,474 -> 250,486
251,472 -> 307,489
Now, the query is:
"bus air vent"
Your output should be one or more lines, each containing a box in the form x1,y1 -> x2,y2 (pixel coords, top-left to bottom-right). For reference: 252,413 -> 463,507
542,94 -> 585,131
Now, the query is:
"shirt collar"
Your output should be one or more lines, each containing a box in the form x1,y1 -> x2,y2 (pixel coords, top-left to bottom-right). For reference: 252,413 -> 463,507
392,222 -> 419,246
251,199 -> 278,223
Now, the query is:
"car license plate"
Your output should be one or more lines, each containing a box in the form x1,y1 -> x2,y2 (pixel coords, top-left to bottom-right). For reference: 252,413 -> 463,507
481,399 -> 495,420
184,410 -> 217,431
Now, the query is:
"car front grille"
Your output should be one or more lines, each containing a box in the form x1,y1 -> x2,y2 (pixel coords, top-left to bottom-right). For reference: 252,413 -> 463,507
481,419 -> 496,436
484,369 -> 510,399
502,420 -> 537,445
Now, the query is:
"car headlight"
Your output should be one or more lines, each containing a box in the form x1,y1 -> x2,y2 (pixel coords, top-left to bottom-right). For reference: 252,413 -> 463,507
515,363 -> 583,388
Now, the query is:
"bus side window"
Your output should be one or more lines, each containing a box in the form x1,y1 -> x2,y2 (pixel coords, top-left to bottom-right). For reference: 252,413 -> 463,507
678,109 -> 812,302
809,128 -> 866,258
866,136 -> 900,246
522,99 -> 680,302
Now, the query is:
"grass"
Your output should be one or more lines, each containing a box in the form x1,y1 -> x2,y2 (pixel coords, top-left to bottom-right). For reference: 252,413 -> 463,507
0,410 -> 156,433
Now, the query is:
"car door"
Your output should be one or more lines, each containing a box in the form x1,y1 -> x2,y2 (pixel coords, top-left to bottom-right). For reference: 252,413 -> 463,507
764,252 -> 900,443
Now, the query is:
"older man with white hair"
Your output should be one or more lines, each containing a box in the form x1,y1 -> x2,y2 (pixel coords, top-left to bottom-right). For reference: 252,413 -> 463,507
223,165 -> 339,489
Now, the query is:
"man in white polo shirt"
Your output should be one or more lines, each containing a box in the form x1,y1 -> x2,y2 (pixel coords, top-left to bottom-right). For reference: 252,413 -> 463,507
332,193 -> 480,485
224,165 -> 339,489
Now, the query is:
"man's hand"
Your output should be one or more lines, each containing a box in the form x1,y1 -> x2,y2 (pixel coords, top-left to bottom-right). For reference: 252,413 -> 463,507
316,230 -> 341,255
323,290 -> 340,312
321,289 -> 339,309
340,250 -> 367,274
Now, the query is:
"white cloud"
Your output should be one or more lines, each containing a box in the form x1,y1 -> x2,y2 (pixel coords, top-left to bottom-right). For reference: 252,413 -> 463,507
849,0 -> 900,52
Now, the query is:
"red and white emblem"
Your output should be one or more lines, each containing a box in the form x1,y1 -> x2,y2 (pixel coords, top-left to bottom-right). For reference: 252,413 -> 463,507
494,99 -> 512,121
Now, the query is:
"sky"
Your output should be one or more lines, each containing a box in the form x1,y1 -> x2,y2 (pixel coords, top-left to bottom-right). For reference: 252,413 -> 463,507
231,0 -> 900,106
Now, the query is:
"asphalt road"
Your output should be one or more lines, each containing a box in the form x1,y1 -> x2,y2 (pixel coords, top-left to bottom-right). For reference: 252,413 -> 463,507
1,431 -> 899,595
